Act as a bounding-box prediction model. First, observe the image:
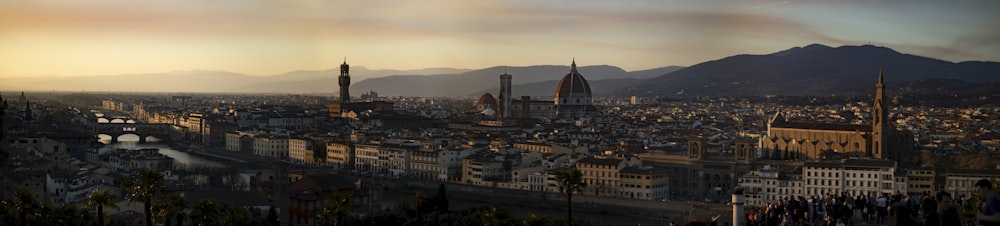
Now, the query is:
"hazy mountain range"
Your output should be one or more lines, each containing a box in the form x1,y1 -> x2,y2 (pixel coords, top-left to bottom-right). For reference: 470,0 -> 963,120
624,44 -> 1000,96
2,44 -> 997,97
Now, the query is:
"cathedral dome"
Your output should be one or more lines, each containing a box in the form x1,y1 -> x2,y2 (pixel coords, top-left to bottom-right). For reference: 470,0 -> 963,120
477,93 -> 497,107
476,93 -> 498,113
554,60 -> 592,99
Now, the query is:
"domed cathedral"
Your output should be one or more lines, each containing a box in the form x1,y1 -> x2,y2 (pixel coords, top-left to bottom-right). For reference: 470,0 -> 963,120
553,59 -> 598,118
759,69 -> 913,162
475,93 -> 498,116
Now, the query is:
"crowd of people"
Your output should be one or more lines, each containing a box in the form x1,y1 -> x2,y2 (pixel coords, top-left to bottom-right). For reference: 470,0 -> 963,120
738,179 -> 1000,226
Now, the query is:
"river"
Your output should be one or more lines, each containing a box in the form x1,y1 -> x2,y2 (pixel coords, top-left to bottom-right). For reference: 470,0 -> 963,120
98,134 -> 225,168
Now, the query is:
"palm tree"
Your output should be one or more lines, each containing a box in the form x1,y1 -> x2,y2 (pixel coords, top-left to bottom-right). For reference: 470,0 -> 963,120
554,168 -> 585,226
153,194 -> 187,226
86,188 -> 118,226
121,168 -> 164,226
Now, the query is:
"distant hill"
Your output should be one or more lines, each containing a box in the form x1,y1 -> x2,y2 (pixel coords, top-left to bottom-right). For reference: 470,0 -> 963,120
1,64 -> 682,95
353,65 -> 682,97
1,67 -> 470,94
624,44 -> 1000,96
473,66 -> 682,97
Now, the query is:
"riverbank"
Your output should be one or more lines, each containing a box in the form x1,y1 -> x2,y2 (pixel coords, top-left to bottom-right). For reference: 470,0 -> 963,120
371,178 -> 731,225
165,142 -> 249,166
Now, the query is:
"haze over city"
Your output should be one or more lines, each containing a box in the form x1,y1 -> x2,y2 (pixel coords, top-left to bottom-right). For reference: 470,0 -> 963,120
2,0 -> 999,78
4,1 -> 1000,226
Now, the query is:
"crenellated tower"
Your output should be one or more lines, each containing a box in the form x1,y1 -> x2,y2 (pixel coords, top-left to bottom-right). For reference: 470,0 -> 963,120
338,59 -> 351,105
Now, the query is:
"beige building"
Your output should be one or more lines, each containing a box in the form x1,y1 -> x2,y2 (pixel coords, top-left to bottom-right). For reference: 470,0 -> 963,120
253,136 -> 289,159
738,165 -> 804,207
944,169 -> 1000,199
576,156 -> 640,197
461,150 -> 509,186
354,143 -> 381,173
619,166 -> 670,200
905,166 -> 935,196
513,142 -> 588,154
288,137 -> 310,164
803,158 -> 897,197
326,141 -> 354,169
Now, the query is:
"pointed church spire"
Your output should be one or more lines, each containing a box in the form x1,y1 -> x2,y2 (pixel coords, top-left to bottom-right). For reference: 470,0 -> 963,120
878,68 -> 884,84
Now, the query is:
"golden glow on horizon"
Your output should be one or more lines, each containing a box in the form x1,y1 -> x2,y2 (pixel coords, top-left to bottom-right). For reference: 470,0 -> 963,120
0,0 -> 998,77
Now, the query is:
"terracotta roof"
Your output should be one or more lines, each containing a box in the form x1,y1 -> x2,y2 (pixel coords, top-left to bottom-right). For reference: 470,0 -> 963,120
774,121 -> 871,132
476,93 -> 497,106
577,157 -> 622,166
554,60 -> 592,98
620,166 -> 669,175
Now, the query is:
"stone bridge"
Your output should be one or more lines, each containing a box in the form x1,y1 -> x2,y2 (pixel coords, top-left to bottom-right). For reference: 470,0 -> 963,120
94,122 -> 173,143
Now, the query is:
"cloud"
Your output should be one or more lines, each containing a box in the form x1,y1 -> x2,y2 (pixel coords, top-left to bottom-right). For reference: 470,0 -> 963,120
739,1 -> 791,11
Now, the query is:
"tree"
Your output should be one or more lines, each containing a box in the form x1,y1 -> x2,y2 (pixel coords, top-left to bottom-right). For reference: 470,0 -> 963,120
9,190 -> 38,226
318,191 -> 353,226
555,168 -> 585,226
432,183 -> 449,213
121,168 -> 165,226
267,206 -> 279,226
153,193 -> 187,226
86,188 -> 118,226
189,198 -> 218,226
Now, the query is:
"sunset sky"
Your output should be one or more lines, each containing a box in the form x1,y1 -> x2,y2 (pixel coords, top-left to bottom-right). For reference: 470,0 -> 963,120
1,0 -> 998,78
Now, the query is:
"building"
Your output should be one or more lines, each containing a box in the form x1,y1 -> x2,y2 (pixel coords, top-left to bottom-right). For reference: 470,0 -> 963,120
619,166 -> 670,200
461,150 -> 510,186
576,157 -> 635,197
288,137 -> 312,164
738,165 -> 803,207
759,70 -> 912,161
802,158 -> 897,197
339,60 -> 351,105
354,143 -> 381,174
253,136 -> 289,159
944,169 -> 1000,199
326,141 -> 354,169
382,139 -> 420,177
638,138 -> 755,202
553,60 -> 598,118
499,73 -> 513,120
511,96 -> 553,119
476,60 -> 600,120
475,93 -> 498,116
905,166 -> 935,196
107,149 -> 174,173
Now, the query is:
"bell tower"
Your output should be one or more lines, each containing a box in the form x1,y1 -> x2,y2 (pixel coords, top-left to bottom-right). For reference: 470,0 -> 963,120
871,69 -> 887,159
339,59 -> 351,105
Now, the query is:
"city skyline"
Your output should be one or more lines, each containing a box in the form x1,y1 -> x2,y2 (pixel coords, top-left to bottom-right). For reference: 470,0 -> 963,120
1,0 -> 999,78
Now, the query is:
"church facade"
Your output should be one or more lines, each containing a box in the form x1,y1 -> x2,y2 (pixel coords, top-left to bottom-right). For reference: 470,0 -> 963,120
759,70 -> 912,161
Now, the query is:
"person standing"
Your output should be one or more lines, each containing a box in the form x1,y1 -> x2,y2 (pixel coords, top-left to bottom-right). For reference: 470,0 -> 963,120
975,179 -> 1000,226
926,191 -> 961,226
876,193 -> 888,224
